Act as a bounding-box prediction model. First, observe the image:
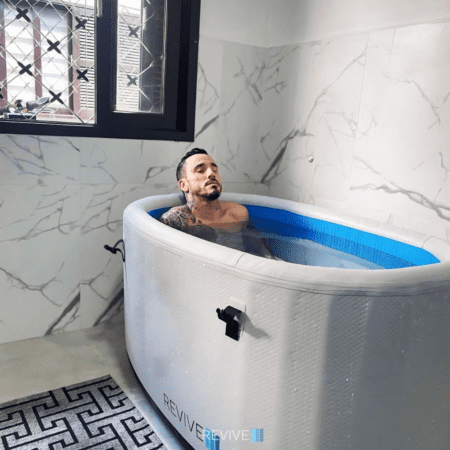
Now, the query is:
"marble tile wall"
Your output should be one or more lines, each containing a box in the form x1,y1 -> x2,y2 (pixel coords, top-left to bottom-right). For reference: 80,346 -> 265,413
0,37 -> 269,345
261,21 -> 450,242
2,19 -> 450,345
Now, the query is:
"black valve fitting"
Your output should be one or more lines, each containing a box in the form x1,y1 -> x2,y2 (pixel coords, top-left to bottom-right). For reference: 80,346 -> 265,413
216,306 -> 243,341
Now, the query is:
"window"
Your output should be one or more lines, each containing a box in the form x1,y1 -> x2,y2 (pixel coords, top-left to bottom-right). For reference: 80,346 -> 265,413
0,0 -> 200,141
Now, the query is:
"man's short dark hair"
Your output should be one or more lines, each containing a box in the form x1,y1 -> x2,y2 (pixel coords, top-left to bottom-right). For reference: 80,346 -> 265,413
176,148 -> 209,182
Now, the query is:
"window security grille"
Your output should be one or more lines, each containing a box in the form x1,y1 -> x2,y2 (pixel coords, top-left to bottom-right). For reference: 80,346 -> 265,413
0,0 -> 96,123
116,0 -> 165,113
75,4 -> 95,119
0,0 -> 166,123
116,9 -> 141,112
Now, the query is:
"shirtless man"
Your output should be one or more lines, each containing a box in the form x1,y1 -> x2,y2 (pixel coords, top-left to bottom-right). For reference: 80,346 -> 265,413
159,148 -> 279,259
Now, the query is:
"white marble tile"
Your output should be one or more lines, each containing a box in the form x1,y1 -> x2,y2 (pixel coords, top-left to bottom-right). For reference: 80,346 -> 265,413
79,183 -> 178,330
199,0 -> 271,48
216,42 -> 268,183
220,181 -> 270,197
293,193 -> 446,240
191,36 -> 223,150
260,34 -> 368,203
268,191 -> 396,227
264,0 -> 450,48
443,224 -> 450,243
299,194 -> 349,213
79,135 -> 194,186
137,140 -> 189,186
351,23 -> 450,230
266,174 -> 309,203
344,202 -> 391,224
0,184 -> 80,345
391,214 -> 447,241
80,137 -> 147,184
0,135 -> 80,184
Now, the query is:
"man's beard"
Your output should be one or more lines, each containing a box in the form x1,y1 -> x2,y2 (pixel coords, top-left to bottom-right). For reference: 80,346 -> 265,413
202,185 -> 221,201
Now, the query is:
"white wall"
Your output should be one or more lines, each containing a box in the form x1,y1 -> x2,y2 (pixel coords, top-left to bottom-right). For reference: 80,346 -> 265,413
199,0 -> 273,47
199,0 -> 450,241
201,0 -> 450,47
250,1 -> 450,242
267,0 -> 450,47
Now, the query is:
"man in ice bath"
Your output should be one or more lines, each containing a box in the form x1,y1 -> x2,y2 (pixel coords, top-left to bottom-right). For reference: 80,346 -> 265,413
159,148 -> 280,259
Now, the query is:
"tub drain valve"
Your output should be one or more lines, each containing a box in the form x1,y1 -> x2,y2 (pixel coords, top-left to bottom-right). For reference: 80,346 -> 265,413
216,306 -> 243,341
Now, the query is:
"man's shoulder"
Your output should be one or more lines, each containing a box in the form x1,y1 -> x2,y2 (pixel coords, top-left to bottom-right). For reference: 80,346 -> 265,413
223,201 -> 248,221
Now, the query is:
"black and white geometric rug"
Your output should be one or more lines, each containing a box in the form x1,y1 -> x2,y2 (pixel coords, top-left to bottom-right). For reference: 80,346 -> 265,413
0,374 -> 168,449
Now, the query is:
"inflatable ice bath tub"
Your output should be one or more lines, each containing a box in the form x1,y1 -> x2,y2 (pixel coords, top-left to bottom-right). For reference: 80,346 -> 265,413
123,192 -> 450,450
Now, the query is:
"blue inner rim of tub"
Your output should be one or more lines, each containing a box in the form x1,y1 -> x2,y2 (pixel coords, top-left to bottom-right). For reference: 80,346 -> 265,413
148,204 -> 440,268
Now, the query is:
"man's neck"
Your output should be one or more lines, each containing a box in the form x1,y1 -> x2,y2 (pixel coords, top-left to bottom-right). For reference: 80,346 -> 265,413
186,194 -> 222,220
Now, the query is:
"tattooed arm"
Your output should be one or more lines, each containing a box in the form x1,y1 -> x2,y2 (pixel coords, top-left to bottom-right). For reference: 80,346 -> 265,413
159,206 -> 192,231
159,206 -> 218,242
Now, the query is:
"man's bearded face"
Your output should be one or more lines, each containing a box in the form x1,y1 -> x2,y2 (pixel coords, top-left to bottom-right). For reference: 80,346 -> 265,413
181,154 -> 222,201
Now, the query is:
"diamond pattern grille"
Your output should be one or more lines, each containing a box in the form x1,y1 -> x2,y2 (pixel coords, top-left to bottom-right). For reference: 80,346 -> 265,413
0,0 -> 166,124
0,0 -> 96,123
116,0 -> 165,113
76,7 -> 94,113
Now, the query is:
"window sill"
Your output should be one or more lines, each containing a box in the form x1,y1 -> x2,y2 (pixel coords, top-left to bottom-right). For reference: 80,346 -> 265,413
0,120 -> 195,141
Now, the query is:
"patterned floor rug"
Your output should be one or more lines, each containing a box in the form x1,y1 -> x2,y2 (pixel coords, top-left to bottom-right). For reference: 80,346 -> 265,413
0,374 -> 168,450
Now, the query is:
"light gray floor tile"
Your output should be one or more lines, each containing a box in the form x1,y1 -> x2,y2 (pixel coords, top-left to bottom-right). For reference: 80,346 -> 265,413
0,319 -> 189,450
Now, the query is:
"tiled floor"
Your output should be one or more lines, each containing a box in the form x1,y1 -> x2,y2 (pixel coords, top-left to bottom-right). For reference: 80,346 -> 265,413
0,314 -> 189,450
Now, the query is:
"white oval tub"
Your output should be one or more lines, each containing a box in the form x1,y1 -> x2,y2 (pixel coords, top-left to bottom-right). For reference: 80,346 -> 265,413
123,192 -> 450,450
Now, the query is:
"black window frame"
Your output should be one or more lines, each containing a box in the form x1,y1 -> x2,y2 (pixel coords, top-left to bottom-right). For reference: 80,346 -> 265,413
0,0 -> 201,141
